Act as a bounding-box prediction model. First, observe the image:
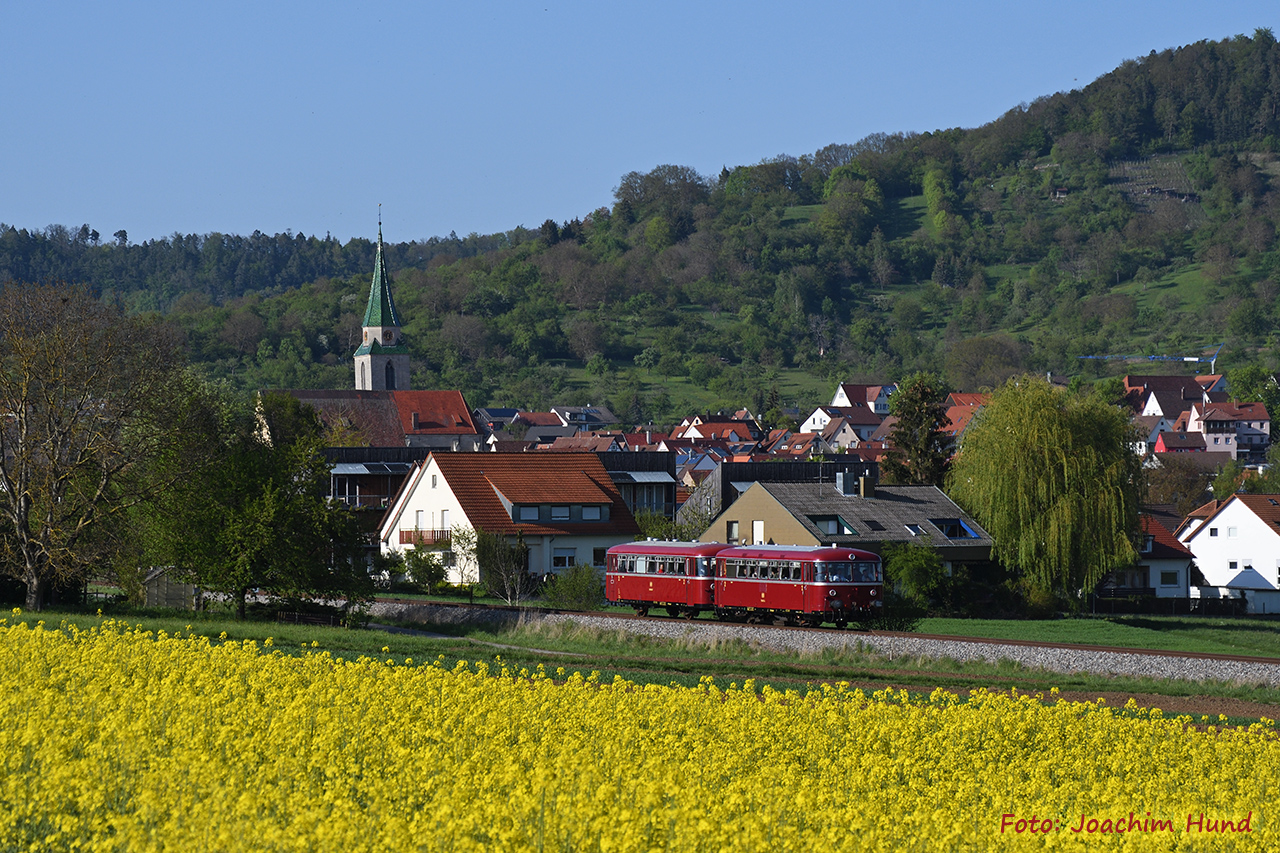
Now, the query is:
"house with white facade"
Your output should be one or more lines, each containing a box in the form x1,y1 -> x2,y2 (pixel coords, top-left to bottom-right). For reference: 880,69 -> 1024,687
1095,515 -> 1193,599
832,383 -> 894,415
1178,494 -> 1280,614
799,404 -> 882,440
377,452 -> 641,583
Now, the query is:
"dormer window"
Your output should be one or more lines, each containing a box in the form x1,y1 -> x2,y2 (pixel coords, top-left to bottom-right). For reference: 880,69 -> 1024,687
551,506 -> 570,521
1140,535 -> 1154,554
582,506 -> 602,521
519,506 -> 539,521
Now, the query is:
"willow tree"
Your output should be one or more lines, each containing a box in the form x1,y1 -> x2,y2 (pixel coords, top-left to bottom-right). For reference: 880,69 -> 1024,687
945,377 -> 1143,600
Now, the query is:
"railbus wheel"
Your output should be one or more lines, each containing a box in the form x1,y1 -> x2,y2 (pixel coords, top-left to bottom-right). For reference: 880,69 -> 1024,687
666,604 -> 685,618
634,606 -> 650,617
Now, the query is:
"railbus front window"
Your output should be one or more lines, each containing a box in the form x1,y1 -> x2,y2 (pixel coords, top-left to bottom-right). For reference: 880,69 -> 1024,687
815,562 -> 854,583
854,561 -> 880,582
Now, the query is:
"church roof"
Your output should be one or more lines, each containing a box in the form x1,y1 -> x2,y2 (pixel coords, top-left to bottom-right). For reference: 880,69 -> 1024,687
362,224 -> 402,329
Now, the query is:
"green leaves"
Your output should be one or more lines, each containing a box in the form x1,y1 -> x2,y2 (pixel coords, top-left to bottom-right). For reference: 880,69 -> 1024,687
946,377 -> 1142,599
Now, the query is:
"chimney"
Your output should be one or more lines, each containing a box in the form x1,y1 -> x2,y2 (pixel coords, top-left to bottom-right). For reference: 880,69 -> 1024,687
835,472 -> 856,496
859,476 -> 875,499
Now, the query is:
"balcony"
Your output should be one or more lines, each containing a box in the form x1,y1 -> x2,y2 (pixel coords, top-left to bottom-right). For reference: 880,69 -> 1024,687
399,528 -> 452,547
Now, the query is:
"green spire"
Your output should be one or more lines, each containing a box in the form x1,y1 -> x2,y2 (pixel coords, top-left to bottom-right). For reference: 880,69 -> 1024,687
362,223 -> 402,328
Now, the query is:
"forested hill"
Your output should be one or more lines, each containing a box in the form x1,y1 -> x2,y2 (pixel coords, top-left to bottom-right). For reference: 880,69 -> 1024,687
4,29 -> 1280,422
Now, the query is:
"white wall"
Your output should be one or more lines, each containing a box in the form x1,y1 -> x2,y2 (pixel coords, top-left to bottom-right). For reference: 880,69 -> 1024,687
1182,499 -> 1280,597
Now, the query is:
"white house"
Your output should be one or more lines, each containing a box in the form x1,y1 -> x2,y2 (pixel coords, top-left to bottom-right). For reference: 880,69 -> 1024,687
1178,494 -> 1280,614
799,404 -> 882,440
832,383 -> 894,415
377,452 -> 641,583
1096,515 -> 1193,599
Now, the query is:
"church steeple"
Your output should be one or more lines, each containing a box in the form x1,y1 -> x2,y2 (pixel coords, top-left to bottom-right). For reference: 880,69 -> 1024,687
354,211 -> 411,391
362,222 -> 402,329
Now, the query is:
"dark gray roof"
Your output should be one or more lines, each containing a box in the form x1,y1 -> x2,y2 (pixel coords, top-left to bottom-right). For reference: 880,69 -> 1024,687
759,482 -> 994,556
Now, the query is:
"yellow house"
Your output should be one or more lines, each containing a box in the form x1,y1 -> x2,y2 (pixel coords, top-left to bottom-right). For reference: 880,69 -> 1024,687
697,480 -> 992,569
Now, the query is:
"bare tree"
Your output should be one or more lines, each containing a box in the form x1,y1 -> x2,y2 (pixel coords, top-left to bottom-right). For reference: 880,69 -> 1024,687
449,525 -> 535,604
0,284 -> 187,609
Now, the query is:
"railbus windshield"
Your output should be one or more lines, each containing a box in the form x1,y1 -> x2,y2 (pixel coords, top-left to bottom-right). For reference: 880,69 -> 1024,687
813,560 -> 881,583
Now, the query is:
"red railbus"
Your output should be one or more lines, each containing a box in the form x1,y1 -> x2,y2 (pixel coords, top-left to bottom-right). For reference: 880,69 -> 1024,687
714,544 -> 881,628
605,540 -> 724,618
605,541 -> 883,627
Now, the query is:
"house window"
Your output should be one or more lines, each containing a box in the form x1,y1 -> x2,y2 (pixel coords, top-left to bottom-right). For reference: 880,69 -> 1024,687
863,519 -> 886,531
726,520 -> 739,544
1159,571 -> 1178,586
904,523 -> 924,536
1230,561 -> 1238,570
415,510 -> 424,529
1209,528 -> 1218,537
519,506 -> 539,521
929,518 -> 978,539
431,474 -> 438,488
593,547 -> 607,567
551,506 -> 570,521
1228,527 -> 1238,538
809,515 -> 853,536
582,506 -> 602,521
752,520 -> 765,545
440,509 -> 449,528
552,548 -> 576,570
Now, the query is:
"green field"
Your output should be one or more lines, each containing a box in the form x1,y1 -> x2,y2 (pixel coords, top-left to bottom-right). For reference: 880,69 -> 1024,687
20,606 -> 1280,720
918,616 -> 1280,658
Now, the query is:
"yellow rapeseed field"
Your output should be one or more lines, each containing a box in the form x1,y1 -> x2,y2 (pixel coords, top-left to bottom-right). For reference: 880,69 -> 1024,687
1,612 -> 1274,851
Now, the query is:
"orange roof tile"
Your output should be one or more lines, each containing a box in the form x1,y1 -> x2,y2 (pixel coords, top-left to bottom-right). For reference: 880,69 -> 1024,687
391,390 -> 478,435
1141,514 -> 1193,557
430,452 -> 639,537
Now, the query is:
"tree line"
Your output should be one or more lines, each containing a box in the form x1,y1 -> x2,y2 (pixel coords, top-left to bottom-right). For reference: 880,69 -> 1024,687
4,32 -> 1280,422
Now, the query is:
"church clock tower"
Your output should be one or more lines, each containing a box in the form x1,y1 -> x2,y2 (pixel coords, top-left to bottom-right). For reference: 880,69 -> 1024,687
353,220 -> 411,390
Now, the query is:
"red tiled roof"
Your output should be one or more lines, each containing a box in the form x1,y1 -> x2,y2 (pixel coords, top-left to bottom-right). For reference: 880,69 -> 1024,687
515,412 -> 563,427
546,435 -> 623,452
1141,515 -> 1193,558
391,390 -> 478,435
1229,494 -> 1280,529
1198,401 -> 1269,422
941,405 -> 978,436
1153,432 -> 1205,452
946,392 -> 989,408
430,452 -> 639,537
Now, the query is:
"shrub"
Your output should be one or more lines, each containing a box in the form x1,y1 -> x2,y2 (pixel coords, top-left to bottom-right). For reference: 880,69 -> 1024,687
543,563 -> 604,611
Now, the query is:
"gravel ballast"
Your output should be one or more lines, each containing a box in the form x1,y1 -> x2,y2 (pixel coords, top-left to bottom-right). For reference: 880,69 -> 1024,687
369,603 -> 1280,687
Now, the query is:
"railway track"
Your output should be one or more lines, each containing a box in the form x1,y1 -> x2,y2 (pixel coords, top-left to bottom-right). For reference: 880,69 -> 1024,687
371,596 -> 1280,668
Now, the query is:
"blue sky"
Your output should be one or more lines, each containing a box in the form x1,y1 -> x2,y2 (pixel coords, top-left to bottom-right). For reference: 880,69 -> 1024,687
2,2 -> 1275,245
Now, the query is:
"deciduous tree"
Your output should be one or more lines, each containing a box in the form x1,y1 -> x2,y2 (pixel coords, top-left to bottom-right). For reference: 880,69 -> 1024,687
0,284 -> 192,610
141,390 -> 369,618
946,376 -> 1143,601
